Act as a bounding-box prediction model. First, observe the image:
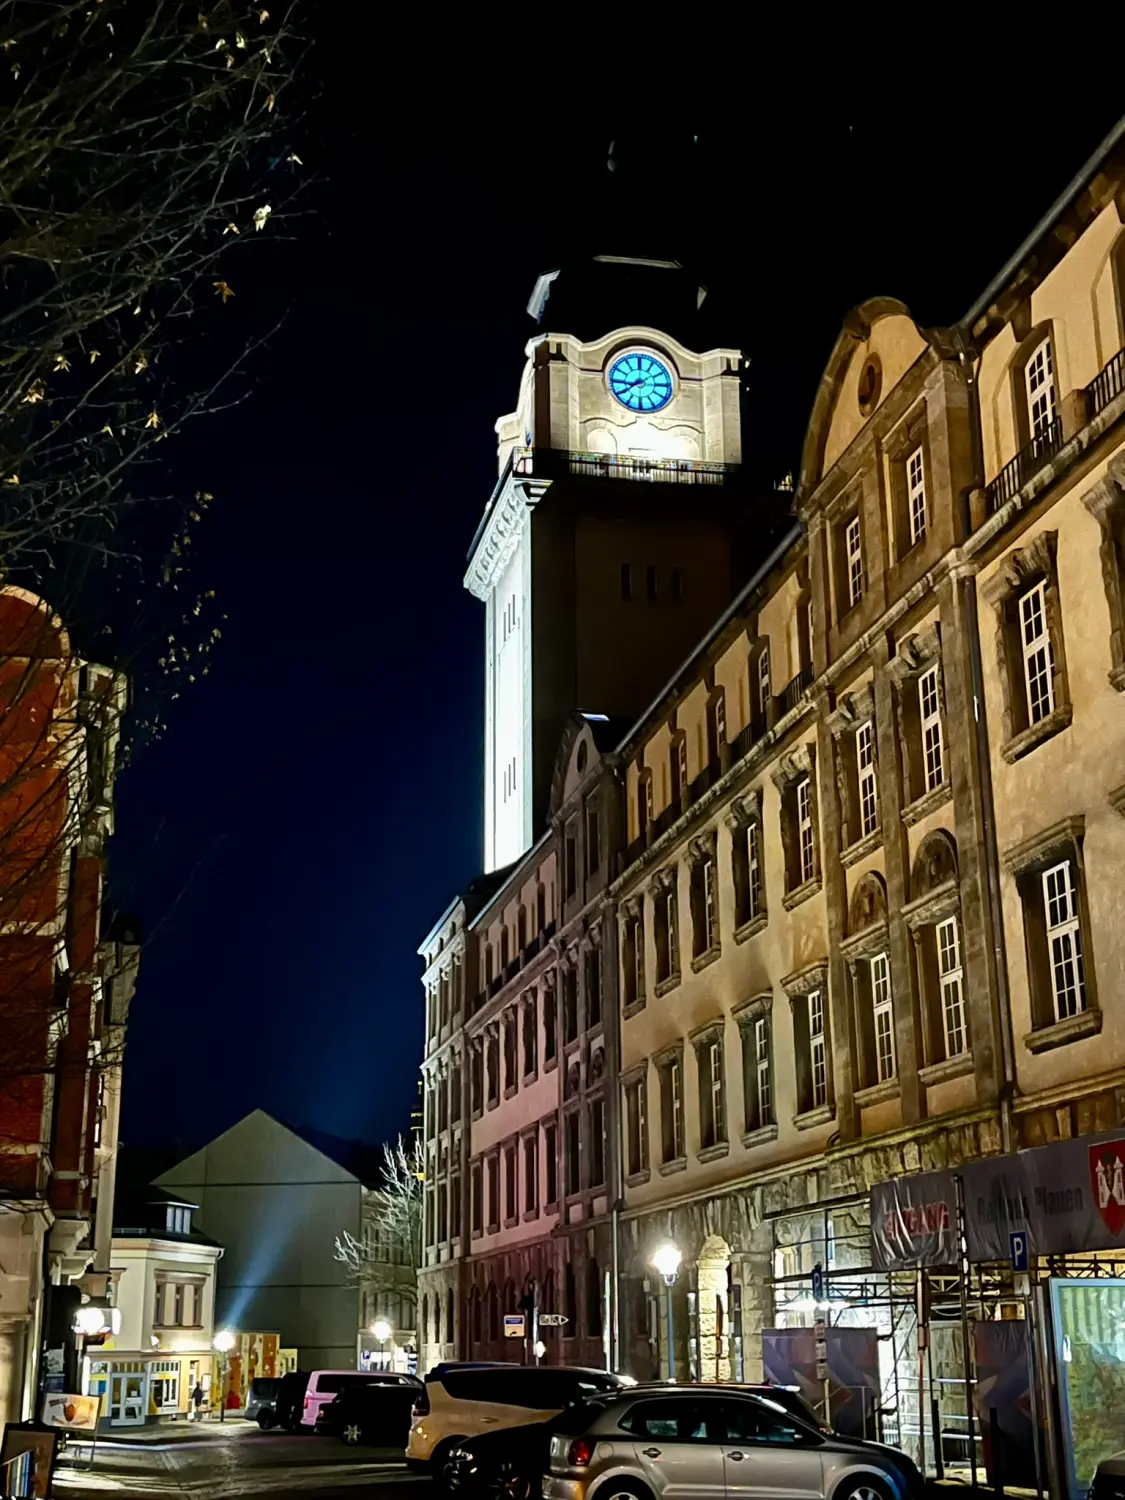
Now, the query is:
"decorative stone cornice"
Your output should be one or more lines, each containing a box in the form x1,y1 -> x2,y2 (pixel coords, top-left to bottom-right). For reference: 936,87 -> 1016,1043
725,788 -> 762,832
463,472 -> 551,601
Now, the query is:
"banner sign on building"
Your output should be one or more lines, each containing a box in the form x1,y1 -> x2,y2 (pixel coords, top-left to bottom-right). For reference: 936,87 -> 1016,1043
871,1130 -> 1125,1269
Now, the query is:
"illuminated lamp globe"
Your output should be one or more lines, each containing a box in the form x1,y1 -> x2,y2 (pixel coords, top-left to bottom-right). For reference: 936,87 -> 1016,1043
213,1330 -> 236,1353
371,1319 -> 392,1343
650,1243 -> 682,1284
75,1305 -> 105,1336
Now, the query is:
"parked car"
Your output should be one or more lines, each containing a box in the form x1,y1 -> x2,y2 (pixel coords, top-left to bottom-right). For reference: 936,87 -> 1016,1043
317,1376 -> 422,1446
1092,1450 -> 1125,1500
406,1364 -> 625,1478
301,1369 -> 419,1430
245,1376 -> 281,1429
273,1371 -> 310,1433
540,1386 -> 922,1500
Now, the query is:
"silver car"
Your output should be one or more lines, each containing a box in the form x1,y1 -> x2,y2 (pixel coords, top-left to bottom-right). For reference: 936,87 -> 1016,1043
542,1386 -> 921,1500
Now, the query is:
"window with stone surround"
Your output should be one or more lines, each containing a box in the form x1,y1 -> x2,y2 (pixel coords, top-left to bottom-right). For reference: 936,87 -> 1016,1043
450,1057 -> 462,1122
889,626 -> 949,817
651,867 -> 681,989
522,993 -> 537,1079
544,1120 -> 558,1209
586,797 -> 601,876
564,1107 -> 581,1197
670,731 -> 689,807
471,1160 -> 482,1236
1003,815 -> 1098,1051
735,995 -> 774,1140
837,510 -> 864,614
470,1041 -> 483,1117
784,962 -> 832,1122
485,1027 -> 499,1109
692,1022 -> 727,1156
983,530 -> 1071,761
1082,456 -> 1125,692
623,1068 -> 649,1180
688,833 -> 720,966
543,976 -> 558,1066
485,1152 -> 500,1233
588,1096 -> 606,1188
706,688 -> 726,770
522,1128 -> 538,1218
450,1169 -> 461,1240
503,1008 -> 518,1095
773,747 -> 821,904
829,689 -> 880,857
503,1140 -> 518,1226
585,940 -> 603,1028
620,900 -> 646,1013
654,1043 -> 686,1167
757,643 -> 771,721
728,790 -> 766,936
562,961 -> 579,1044
842,873 -> 899,1097
885,402 -> 932,560
903,830 -> 971,1077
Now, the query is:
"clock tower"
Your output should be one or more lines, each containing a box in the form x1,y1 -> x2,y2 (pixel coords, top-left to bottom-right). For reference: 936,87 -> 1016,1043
467,255 -> 751,873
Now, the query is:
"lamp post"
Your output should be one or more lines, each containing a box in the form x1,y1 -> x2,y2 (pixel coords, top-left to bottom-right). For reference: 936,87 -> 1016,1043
213,1330 -> 235,1423
651,1243 -> 682,1383
371,1319 -> 392,1371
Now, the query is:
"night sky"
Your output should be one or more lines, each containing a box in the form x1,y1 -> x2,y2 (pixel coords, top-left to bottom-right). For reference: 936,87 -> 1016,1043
111,38 -> 1123,1156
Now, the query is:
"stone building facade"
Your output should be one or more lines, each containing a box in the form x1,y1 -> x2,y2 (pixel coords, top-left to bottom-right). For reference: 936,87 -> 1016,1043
417,126 -> 1125,1409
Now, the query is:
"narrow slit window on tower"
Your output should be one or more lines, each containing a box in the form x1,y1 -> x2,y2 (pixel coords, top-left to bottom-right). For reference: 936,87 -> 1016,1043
621,564 -> 633,602
671,567 -> 684,601
646,565 -> 658,602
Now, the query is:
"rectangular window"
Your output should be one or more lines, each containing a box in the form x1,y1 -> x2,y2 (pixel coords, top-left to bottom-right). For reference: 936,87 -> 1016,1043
486,1155 -> 499,1231
625,1077 -> 648,1177
677,737 -> 688,797
1025,338 -> 1057,440
715,693 -> 726,745
621,563 -> 633,601
565,830 -> 578,898
172,1284 -> 184,1327
846,514 -> 864,609
702,1039 -> 724,1149
543,988 -> 557,1064
522,1000 -> 536,1077
666,890 -> 679,975
797,777 -> 815,885
586,946 -> 603,1028
936,918 -> 967,1058
703,858 -> 717,951
451,1172 -> 462,1239
809,990 -> 827,1109
523,1131 -> 538,1215
471,1163 -> 482,1234
907,446 -> 926,545
1042,860 -> 1086,1019
758,647 -> 771,710
857,720 -> 878,838
1020,581 -> 1055,725
871,952 -> 896,1082
748,822 -> 762,921
754,1018 -> 772,1127
586,804 -> 600,874
646,564 -> 658,602
589,1098 -> 606,1188
671,566 -> 684,601
659,1056 -> 685,1164
544,1123 -> 558,1207
504,1142 -> 517,1222
564,1111 -> 581,1196
919,667 -> 944,792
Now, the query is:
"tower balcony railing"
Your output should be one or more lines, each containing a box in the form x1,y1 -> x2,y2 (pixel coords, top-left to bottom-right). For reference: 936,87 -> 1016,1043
985,418 -> 1064,514
512,446 -> 740,487
1086,345 -> 1125,421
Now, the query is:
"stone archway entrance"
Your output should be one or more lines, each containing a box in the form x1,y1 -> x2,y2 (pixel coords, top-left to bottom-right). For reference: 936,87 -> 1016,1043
696,1235 -> 732,1383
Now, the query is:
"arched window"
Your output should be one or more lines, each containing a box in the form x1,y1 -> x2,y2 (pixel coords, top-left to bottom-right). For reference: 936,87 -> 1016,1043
586,1259 -> 602,1338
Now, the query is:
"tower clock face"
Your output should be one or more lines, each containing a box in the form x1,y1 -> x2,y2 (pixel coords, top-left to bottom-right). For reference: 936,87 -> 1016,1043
608,351 -> 674,413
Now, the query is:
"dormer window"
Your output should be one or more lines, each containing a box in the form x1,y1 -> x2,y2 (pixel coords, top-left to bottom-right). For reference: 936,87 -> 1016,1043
166,1204 -> 191,1235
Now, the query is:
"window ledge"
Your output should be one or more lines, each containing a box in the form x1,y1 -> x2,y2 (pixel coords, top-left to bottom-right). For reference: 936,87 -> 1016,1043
471,1106 -> 483,1123
623,998 -> 647,1021
471,1226 -> 483,1241
733,913 -> 768,945
544,1055 -> 558,1074
503,1084 -> 518,1101
793,1104 -> 835,1131
782,876 -> 822,912
522,1208 -> 539,1223
486,1222 -> 499,1236
902,780 -> 953,827
854,1079 -> 900,1108
625,1168 -> 651,1188
841,828 -> 883,868
486,1097 -> 499,1112
696,1141 -> 730,1164
1000,703 -> 1073,763
654,971 -> 682,999
1024,1007 -> 1102,1054
522,1069 -> 538,1087
1111,662 -> 1125,693
740,1123 -> 779,1151
658,1155 -> 688,1177
544,1200 -> 559,1217
503,1214 -> 518,1229
918,1054 -> 975,1087
690,944 -> 722,975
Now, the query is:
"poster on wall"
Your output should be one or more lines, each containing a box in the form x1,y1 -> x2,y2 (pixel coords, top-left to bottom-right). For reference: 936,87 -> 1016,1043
972,1320 -> 1039,1489
1049,1278 -> 1125,1498
41,1393 -> 101,1431
762,1326 -> 880,1439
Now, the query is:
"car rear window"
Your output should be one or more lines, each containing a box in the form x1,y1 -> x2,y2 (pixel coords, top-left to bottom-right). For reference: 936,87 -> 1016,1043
317,1373 -> 399,1395
249,1379 -> 279,1399
438,1368 -> 570,1409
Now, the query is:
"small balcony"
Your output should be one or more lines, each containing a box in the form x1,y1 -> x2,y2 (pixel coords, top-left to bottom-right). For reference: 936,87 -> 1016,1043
1086,346 -> 1125,422
985,418 -> 1064,514
730,713 -> 767,763
774,662 -> 814,719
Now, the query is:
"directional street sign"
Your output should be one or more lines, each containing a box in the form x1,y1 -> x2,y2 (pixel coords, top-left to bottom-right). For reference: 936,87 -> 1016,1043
538,1313 -> 569,1327
503,1314 -> 526,1339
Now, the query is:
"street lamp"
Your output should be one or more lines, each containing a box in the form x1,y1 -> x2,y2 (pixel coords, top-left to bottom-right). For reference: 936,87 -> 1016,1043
213,1330 -> 235,1423
371,1319 -> 392,1370
650,1243 -> 682,1382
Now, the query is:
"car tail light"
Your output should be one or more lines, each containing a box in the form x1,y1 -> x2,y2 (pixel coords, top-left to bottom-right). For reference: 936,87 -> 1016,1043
303,1397 -> 311,1410
411,1389 -> 430,1419
567,1439 -> 593,1468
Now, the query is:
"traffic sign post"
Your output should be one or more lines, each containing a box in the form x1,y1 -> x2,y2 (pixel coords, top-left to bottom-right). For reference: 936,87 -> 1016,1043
503,1314 -> 526,1339
538,1313 -> 569,1327
1009,1231 -> 1029,1273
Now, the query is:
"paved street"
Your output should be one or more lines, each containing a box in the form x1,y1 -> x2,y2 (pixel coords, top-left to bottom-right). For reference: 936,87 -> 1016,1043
53,1420 -> 426,1500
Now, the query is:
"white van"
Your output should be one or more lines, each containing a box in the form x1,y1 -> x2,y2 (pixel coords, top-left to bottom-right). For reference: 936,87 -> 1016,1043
301,1370 -> 413,1430
406,1363 -> 624,1475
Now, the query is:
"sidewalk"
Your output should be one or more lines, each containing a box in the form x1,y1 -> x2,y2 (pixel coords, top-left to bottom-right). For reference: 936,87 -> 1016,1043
80,1417 -> 255,1446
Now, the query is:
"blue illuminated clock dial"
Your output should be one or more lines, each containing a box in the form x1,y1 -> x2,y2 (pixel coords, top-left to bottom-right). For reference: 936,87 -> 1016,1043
608,352 -> 673,413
